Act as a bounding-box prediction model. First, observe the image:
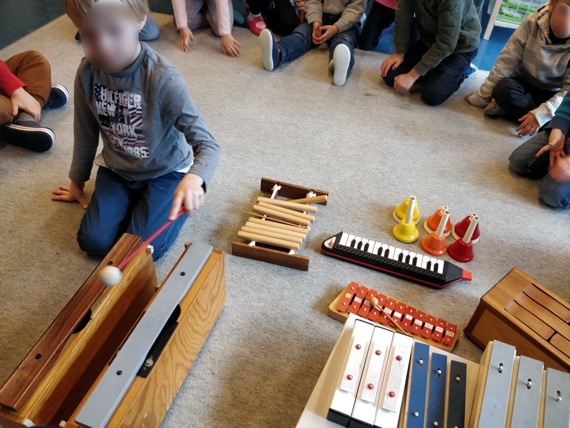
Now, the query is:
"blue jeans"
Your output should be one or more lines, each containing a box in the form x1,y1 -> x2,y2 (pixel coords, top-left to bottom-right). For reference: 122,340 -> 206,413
139,14 -> 160,41
77,167 -> 188,261
383,40 -> 477,106
509,132 -> 570,208
277,14 -> 360,74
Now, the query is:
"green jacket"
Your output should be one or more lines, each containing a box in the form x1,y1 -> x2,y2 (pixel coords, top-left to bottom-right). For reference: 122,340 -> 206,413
394,0 -> 481,76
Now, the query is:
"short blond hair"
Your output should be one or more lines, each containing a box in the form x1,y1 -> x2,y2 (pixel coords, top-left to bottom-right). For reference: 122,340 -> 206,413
62,0 -> 149,28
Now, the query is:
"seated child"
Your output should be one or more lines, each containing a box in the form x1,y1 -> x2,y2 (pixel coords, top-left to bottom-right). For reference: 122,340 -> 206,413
358,0 -> 397,51
246,0 -> 304,36
53,0 -> 220,261
381,0 -> 481,106
0,50 -> 68,152
172,0 -> 241,56
509,91 -> 570,208
258,0 -> 366,86
466,0 -> 570,137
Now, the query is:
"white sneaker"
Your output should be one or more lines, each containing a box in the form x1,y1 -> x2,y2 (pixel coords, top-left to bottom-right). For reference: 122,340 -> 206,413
260,29 -> 277,71
332,44 -> 351,86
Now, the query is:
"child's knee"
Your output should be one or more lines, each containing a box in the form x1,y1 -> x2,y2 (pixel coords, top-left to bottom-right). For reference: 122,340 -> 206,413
492,78 -> 517,103
508,148 -> 530,175
77,225 -> 115,257
421,87 -> 448,106
539,178 -> 570,208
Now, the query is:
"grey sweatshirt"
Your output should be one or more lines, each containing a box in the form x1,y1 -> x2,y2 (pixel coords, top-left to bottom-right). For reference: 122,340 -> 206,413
69,43 -> 220,188
305,0 -> 366,33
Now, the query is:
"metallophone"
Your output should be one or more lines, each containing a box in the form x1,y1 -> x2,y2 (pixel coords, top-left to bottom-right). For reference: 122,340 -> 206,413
321,232 -> 472,289
296,313 -> 570,428
232,178 -> 328,271
0,233 -> 226,428
328,282 -> 460,350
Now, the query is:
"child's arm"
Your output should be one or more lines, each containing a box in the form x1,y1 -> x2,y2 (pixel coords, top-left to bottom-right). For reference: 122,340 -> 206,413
216,0 -> 241,57
0,61 -> 42,121
52,66 -> 100,209
528,70 -> 570,128
296,0 -> 305,23
466,17 -> 531,107
172,0 -> 194,52
334,0 -> 366,33
392,0 -> 415,58
0,61 -> 25,96
305,0 -> 323,26
159,68 -> 221,219
535,92 -> 570,170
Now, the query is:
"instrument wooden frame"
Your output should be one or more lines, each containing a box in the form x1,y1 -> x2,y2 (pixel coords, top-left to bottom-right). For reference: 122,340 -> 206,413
232,178 -> 328,271
0,234 -> 226,427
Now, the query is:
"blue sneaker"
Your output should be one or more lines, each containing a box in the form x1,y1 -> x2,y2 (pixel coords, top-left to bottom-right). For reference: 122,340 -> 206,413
43,84 -> 69,110
0,120 -> 54,152
260,29 -> 279,71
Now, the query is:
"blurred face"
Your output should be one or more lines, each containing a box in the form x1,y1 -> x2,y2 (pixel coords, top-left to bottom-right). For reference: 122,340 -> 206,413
550,0 -> 570,39
80,2 -> 145,73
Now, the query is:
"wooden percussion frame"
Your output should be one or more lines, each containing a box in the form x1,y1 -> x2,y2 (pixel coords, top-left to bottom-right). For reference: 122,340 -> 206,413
465,268 -> 570,372
232,178 -> 329,271
0,234 -> 226,428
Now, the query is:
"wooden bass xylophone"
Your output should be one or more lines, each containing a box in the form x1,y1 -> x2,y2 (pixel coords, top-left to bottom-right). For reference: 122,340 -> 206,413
297,313 -> 570,428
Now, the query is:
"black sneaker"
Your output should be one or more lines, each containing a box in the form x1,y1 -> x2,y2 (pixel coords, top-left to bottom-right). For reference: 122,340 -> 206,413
0,121 -> 55,152
43,85 -> 69,110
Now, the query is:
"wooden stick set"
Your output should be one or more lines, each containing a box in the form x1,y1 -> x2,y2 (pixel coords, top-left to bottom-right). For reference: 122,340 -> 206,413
232,178 -> 329,271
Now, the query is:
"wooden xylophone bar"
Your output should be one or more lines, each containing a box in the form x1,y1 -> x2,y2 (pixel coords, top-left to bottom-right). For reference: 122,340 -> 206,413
328,282 -> 459,350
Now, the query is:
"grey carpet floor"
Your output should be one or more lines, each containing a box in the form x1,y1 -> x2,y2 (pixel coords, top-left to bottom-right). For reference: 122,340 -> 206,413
0,13 -> 568,428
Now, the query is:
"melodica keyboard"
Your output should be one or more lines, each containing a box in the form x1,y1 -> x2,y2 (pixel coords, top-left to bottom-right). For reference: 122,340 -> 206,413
321,231 -> 472,289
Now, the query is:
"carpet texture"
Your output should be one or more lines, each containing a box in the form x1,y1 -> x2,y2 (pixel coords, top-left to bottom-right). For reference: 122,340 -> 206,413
0,13 -> 568,428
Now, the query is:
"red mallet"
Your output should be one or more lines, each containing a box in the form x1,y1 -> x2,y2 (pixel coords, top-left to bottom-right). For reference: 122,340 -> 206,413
99,209 -> 186,286
448,214 -> 478,263
452,213 -> 480,243
424,206 -> 452,237
421,209 -> 450,256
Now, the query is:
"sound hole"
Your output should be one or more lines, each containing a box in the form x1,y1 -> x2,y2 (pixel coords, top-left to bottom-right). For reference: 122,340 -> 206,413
73,308 -> 93,334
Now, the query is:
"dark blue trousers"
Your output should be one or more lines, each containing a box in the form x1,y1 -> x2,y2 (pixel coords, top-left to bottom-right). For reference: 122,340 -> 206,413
77,167 -> 187,261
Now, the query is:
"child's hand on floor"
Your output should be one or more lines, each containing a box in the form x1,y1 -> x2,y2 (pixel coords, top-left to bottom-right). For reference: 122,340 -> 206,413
314,25 -> 339,44
179,27 -> 194,52
51,181 -> 89,209
550,153 -> 570,182
380,54 -> 404,78
221,35 -> 241,57
10,87 -> 41,122
516,113 -> 540,137
536,128 -> 566,167
464,91 -> 488,108
394,69 -> 420,95
170,173 -> 205,220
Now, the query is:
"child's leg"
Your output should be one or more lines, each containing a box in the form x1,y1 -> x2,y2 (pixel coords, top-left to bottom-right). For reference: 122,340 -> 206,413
492,77 -> 557,120
205,0 -> 234,37
359,2 -> 395,51
329,26 -> 359,86
538,173 -> 570,208
77,168 -> 138,257
329,27 -> 359,72
0,95 -> 13,126
420,49 -> 476,106
266,0 -> 299,36
382,41 -> 426,88
4,50 -> 51,107
246,0 -> 268,36
508,131 -> 550,178
186,0 -> 208,31
128,171 -> 187,261
139,14 -> 160,41
277,23 -> 315,64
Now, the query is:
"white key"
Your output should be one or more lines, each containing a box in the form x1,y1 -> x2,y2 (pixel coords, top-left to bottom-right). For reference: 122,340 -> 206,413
394,248 -> 402,262
381,244 -> 389,258
415,254 -> 423,267
339,232 -> 349,246
347,235 -> 355,247
373,242 -> 382,255
401,250 -> 409,263
366,240 -> 375,253
436,260 -> 444,274
429,258 -> 438,272
421,257 -> 429,269
387,246 -> 395,259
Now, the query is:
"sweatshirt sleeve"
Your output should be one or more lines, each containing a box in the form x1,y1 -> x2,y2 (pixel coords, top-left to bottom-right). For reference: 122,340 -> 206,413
215,0 -> 233,36
171,0 -> 189,29
531,63 -> 570,126
475,17 -> 531,103
334,0 -> 366,33
305,0 -> 323,25
69,64 -> 101,183
413,0 -> 464,76
549,91 -> 570,135
0,61 -> 25,96
393,0 -> 415,55
160,68 -> 220,190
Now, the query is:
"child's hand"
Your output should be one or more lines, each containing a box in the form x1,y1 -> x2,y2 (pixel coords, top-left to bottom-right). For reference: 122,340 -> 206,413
314,25 -> 339,44
516,113 -> 540,137
393,70 -> 419,94
312,22 -> 322,45
464,91 -> 488,108
179,27 -> 194,52
169,173 -> 205,220
10,87 -> 41,122
221,35 -> 241,57
51,181 -> 88,209
535,128 -> 566,167
381,54 -> 404,77
549,153 -> 570,182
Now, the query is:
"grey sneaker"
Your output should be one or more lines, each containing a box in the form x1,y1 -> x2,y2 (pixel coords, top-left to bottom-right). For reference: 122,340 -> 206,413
484,99 -> 506,118
331,44 -> 350,86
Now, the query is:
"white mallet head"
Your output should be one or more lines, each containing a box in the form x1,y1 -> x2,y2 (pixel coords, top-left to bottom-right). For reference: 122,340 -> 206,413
100,265 -> 122,287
